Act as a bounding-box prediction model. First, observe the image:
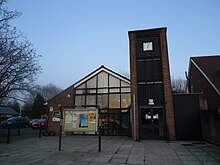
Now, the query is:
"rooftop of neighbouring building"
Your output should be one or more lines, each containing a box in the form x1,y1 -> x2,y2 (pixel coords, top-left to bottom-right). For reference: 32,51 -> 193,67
189,55 -> 220,95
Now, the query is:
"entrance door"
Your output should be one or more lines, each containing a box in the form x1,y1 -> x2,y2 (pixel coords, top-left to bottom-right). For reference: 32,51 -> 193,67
141,107 -> 165,140
101,109 -> 130,136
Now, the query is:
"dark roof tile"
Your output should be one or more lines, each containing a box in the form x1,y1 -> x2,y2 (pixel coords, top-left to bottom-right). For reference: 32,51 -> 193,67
0,107 -> 19,115
190,55 -> 220,94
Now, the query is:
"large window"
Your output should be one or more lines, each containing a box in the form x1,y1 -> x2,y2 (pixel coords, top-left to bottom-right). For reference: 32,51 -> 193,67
75,71 -> 131,109
97,94 -> 108,109
109,94 -> 120,108
75,95 -> 85,106
98,71 -> 108,87
74,71 -> 131,135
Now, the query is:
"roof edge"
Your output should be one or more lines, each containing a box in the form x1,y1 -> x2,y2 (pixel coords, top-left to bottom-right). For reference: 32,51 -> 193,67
46,84 -> 74,103
190,55 -> 220,59
47,65 -> 131,103
74,65 -> 130,88
190,58 -> 220,96
128,27 -> 167,34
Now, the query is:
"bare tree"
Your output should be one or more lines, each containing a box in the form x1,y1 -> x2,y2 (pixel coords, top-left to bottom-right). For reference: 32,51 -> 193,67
0,0 -> 41,104
6,100 -> 20,113
171,77 -> 187,94
119,70 -> 130,79
36,83 -> 62,101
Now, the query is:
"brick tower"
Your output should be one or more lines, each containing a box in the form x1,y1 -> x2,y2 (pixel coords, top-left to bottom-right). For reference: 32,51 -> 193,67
129,27 -> 175,141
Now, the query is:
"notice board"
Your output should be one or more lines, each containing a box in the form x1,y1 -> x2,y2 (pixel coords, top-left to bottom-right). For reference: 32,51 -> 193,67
63,109 -> 98,132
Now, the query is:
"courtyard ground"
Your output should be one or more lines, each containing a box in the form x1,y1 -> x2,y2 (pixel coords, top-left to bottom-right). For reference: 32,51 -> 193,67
0,135 -> 220,165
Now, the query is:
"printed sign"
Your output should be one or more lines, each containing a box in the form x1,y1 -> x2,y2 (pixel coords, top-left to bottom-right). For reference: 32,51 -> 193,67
49,107 -> 53,112
79,114 -> 88,127
89,113 -> 96,123
65,111 -> 72,123
52,111 -> 61,121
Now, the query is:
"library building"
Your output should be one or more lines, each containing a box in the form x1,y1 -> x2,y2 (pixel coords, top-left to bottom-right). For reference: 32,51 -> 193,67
47,27 -> 176,141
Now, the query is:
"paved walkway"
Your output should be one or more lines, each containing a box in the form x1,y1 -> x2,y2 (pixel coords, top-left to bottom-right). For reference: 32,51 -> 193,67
0,135 -> 220,165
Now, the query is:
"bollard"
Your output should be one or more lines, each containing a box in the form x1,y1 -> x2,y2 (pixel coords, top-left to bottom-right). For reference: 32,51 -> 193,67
58,123 -> 62,151
7,124 -> 11,144
58,106 -> 63,151
38,123 -> 42,138
98,108 -> 102,152
98,125 -> 101,152
18,126 -> 21,136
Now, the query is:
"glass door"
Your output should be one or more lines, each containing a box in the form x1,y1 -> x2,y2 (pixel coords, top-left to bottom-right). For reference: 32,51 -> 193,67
141,107 -> 165,139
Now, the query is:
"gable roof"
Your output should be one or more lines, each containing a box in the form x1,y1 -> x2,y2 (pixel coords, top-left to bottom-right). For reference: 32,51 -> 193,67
189,55 -> 220,96
0,106 -> 19,115
74,65 -> 130,88
47,65 -> 130,103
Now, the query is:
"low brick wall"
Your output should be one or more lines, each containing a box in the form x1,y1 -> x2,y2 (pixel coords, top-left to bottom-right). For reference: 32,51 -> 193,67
200,109 -> 220,145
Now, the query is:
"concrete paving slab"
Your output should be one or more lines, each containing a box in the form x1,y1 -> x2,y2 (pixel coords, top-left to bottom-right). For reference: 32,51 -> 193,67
145,160 -> 162,165
0,135 -> 220,165
196,155 -> 217,161
176,151 -> 193,156
182,160 -> 203,165
161,155 -> 180,160
179,155 -> 199,161
202,161 -> 220,165
163,160 -> 182,165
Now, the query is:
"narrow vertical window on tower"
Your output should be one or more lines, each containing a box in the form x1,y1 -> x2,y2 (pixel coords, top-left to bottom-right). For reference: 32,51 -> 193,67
143,42 -> 153,51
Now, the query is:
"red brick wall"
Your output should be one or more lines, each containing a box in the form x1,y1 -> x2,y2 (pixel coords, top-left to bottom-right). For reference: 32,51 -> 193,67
159,29 -> 176,140
129,32 -> 140,141
200,110 -> 220,145
47,85 -> 75,135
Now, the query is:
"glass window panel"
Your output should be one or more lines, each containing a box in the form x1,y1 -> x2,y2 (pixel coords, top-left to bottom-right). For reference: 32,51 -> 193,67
77,83 -> 85,89
121,94 -> 131,108
137,61 -> 145,81
98,88 -> 108,94
100,109 -> 108,113
87,76 -> 97,88
75,89 -> 84,94
109,75 -> 120,87
97,94 -> 108,109
121,87 -> 131,93
121,81 -> 130,87
86,89 -> 96,94
138,84 -> 146,106
98,71 -> 108,88
110,88 -> 120,93
75,95 -> 85,106
109,94 -> 120,108
153,60 -> 162,80
86,95 -> 96,105
145,60 -> 153,80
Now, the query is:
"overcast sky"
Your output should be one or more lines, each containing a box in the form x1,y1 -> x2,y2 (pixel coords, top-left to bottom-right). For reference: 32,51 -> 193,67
7,0 -> 220,89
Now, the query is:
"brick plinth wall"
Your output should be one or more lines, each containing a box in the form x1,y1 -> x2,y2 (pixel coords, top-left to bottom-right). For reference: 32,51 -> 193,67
159,29 -> 176,140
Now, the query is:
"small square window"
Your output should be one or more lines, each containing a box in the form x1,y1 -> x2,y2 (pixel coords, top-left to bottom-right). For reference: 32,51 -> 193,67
143,42 -> 153,51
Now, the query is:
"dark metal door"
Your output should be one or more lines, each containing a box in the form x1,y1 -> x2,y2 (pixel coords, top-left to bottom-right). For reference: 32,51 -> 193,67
173,94 -> 202,140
